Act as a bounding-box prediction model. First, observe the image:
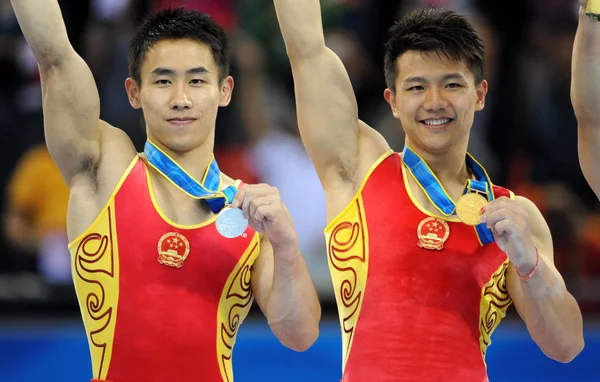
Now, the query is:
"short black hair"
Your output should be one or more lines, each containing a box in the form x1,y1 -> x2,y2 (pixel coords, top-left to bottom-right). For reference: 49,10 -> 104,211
128,7 -> 230,86
384,8 -> 484,92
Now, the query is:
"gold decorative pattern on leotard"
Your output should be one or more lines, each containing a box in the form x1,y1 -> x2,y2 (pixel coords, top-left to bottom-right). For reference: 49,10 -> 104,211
326,197 -> 369,373
216,235 -> 260,382
478,259 -> 512,360
72,204 -> 120,380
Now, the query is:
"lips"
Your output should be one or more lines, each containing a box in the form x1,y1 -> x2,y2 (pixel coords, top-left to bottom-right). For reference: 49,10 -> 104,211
419,118 -> 454,128
167,118 -> 196,125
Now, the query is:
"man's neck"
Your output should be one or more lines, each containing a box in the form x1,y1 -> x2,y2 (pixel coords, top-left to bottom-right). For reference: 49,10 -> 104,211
149,139 -> 216,182
406,140 -> 471,187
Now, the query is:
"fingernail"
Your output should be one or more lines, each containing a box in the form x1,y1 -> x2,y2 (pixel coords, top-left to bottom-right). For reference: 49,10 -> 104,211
480,215 -> 486,223
231,200 -> 240,208
480,206 -> 486,213
243,212 -> 249,219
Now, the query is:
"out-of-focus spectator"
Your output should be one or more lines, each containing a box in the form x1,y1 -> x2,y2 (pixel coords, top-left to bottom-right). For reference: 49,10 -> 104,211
3,144 -> 71,284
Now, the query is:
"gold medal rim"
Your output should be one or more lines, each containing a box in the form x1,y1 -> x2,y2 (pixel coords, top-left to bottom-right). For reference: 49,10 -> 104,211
455,193 -> 488,226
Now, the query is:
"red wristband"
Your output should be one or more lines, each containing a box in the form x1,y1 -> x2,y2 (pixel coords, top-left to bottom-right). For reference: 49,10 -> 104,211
515,247 -> 540,281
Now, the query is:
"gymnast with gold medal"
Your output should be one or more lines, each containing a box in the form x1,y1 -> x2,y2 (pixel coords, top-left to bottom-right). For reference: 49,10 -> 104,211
271,0 -> 585,380
573,0 -> 600,201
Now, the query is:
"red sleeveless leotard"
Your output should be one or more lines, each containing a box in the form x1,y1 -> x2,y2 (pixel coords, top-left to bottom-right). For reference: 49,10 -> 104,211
68,157 -> 259,382
325,151 -> 513,382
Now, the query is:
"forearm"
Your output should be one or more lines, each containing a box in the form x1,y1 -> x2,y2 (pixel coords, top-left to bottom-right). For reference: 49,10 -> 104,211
10,0 -> 73,65
515,258 -> 584,362
272,0 -> 326,59
264,240 -> 321,351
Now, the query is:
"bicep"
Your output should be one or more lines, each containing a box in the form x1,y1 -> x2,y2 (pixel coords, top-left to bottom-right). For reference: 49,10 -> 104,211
40,50 -> 101,186
289,48 -> 361,185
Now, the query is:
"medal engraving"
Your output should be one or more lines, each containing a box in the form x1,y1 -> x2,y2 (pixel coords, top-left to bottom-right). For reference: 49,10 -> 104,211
216,208 -> 248,238
455,193 -> 488,226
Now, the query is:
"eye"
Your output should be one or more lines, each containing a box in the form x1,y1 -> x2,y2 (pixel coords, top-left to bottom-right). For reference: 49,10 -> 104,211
407,85 -> 424,91
446,83 -> 462,88
190,79 -> 205,85
154,79 -> 171,85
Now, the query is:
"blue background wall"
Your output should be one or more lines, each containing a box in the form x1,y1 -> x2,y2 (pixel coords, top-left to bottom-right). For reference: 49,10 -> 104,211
1,319 -> 598,382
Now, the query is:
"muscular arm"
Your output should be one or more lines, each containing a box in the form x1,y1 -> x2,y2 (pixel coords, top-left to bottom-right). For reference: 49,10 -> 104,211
507,197 -> 584,363
571,2 -> 600,199
272,0 -> 389,190
251,235 -> 321,351
11,0 -> 106,186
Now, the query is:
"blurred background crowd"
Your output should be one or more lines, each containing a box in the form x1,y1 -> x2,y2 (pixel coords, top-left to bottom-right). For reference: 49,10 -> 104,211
0,0 -> 599,380
1,0 -> 599,315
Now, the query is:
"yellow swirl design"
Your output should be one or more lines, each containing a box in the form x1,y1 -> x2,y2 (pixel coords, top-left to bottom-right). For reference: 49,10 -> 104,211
71,204 -> 119,380
326,197 -> 369,372
217,235 -> 260,382
479,259 -> 512,360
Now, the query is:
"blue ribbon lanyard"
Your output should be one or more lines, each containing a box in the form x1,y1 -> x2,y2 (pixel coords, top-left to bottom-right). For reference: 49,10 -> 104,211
144,140 -> 237,213
402,145 -> 495,245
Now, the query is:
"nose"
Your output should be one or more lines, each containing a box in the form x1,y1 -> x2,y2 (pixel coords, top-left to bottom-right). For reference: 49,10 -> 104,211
423,87 -> 447,112
170,84 -> 192,110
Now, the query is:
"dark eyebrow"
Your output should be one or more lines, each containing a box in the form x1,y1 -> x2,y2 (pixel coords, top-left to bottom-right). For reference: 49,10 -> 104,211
402,73 -> 467,84
440,73 -> 467,82
150,67 -> 210,76
186,67 -> 209,75
402,76 -> 427,84
150,67 -> 175,77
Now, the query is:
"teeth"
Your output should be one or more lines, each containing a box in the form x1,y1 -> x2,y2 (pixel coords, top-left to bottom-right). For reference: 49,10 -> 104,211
424,118 -> 450,126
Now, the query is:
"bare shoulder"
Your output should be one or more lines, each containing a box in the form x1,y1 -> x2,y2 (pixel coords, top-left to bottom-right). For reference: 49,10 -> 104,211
67,121 -> 138,241
324,120 -> 391,219
355,120 -> 392,182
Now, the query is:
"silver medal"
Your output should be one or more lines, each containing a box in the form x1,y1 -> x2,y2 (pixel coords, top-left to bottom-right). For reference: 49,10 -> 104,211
216,207 -> 248,238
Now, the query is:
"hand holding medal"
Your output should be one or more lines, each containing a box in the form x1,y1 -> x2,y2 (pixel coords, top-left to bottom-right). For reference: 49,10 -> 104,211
479,196 -> 538,272
228,184 -> 297,246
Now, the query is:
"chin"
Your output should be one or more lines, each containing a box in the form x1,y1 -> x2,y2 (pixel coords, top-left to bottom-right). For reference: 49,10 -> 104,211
154,135 -> 202,153
410,135 -> 454,153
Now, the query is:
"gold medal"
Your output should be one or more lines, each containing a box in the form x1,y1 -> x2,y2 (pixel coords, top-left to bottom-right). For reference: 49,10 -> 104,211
587,0 -> 600,21
455,193 -> 488,226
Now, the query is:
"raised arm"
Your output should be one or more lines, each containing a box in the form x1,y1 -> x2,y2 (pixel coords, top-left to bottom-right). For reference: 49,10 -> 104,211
571,1 -> 600,199
10,0 -> 129,187
272,0 -> 389,191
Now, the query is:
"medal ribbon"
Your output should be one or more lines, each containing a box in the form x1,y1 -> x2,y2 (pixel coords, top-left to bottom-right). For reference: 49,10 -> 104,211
144,140 -> 237,213
402,145 -> 495,245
